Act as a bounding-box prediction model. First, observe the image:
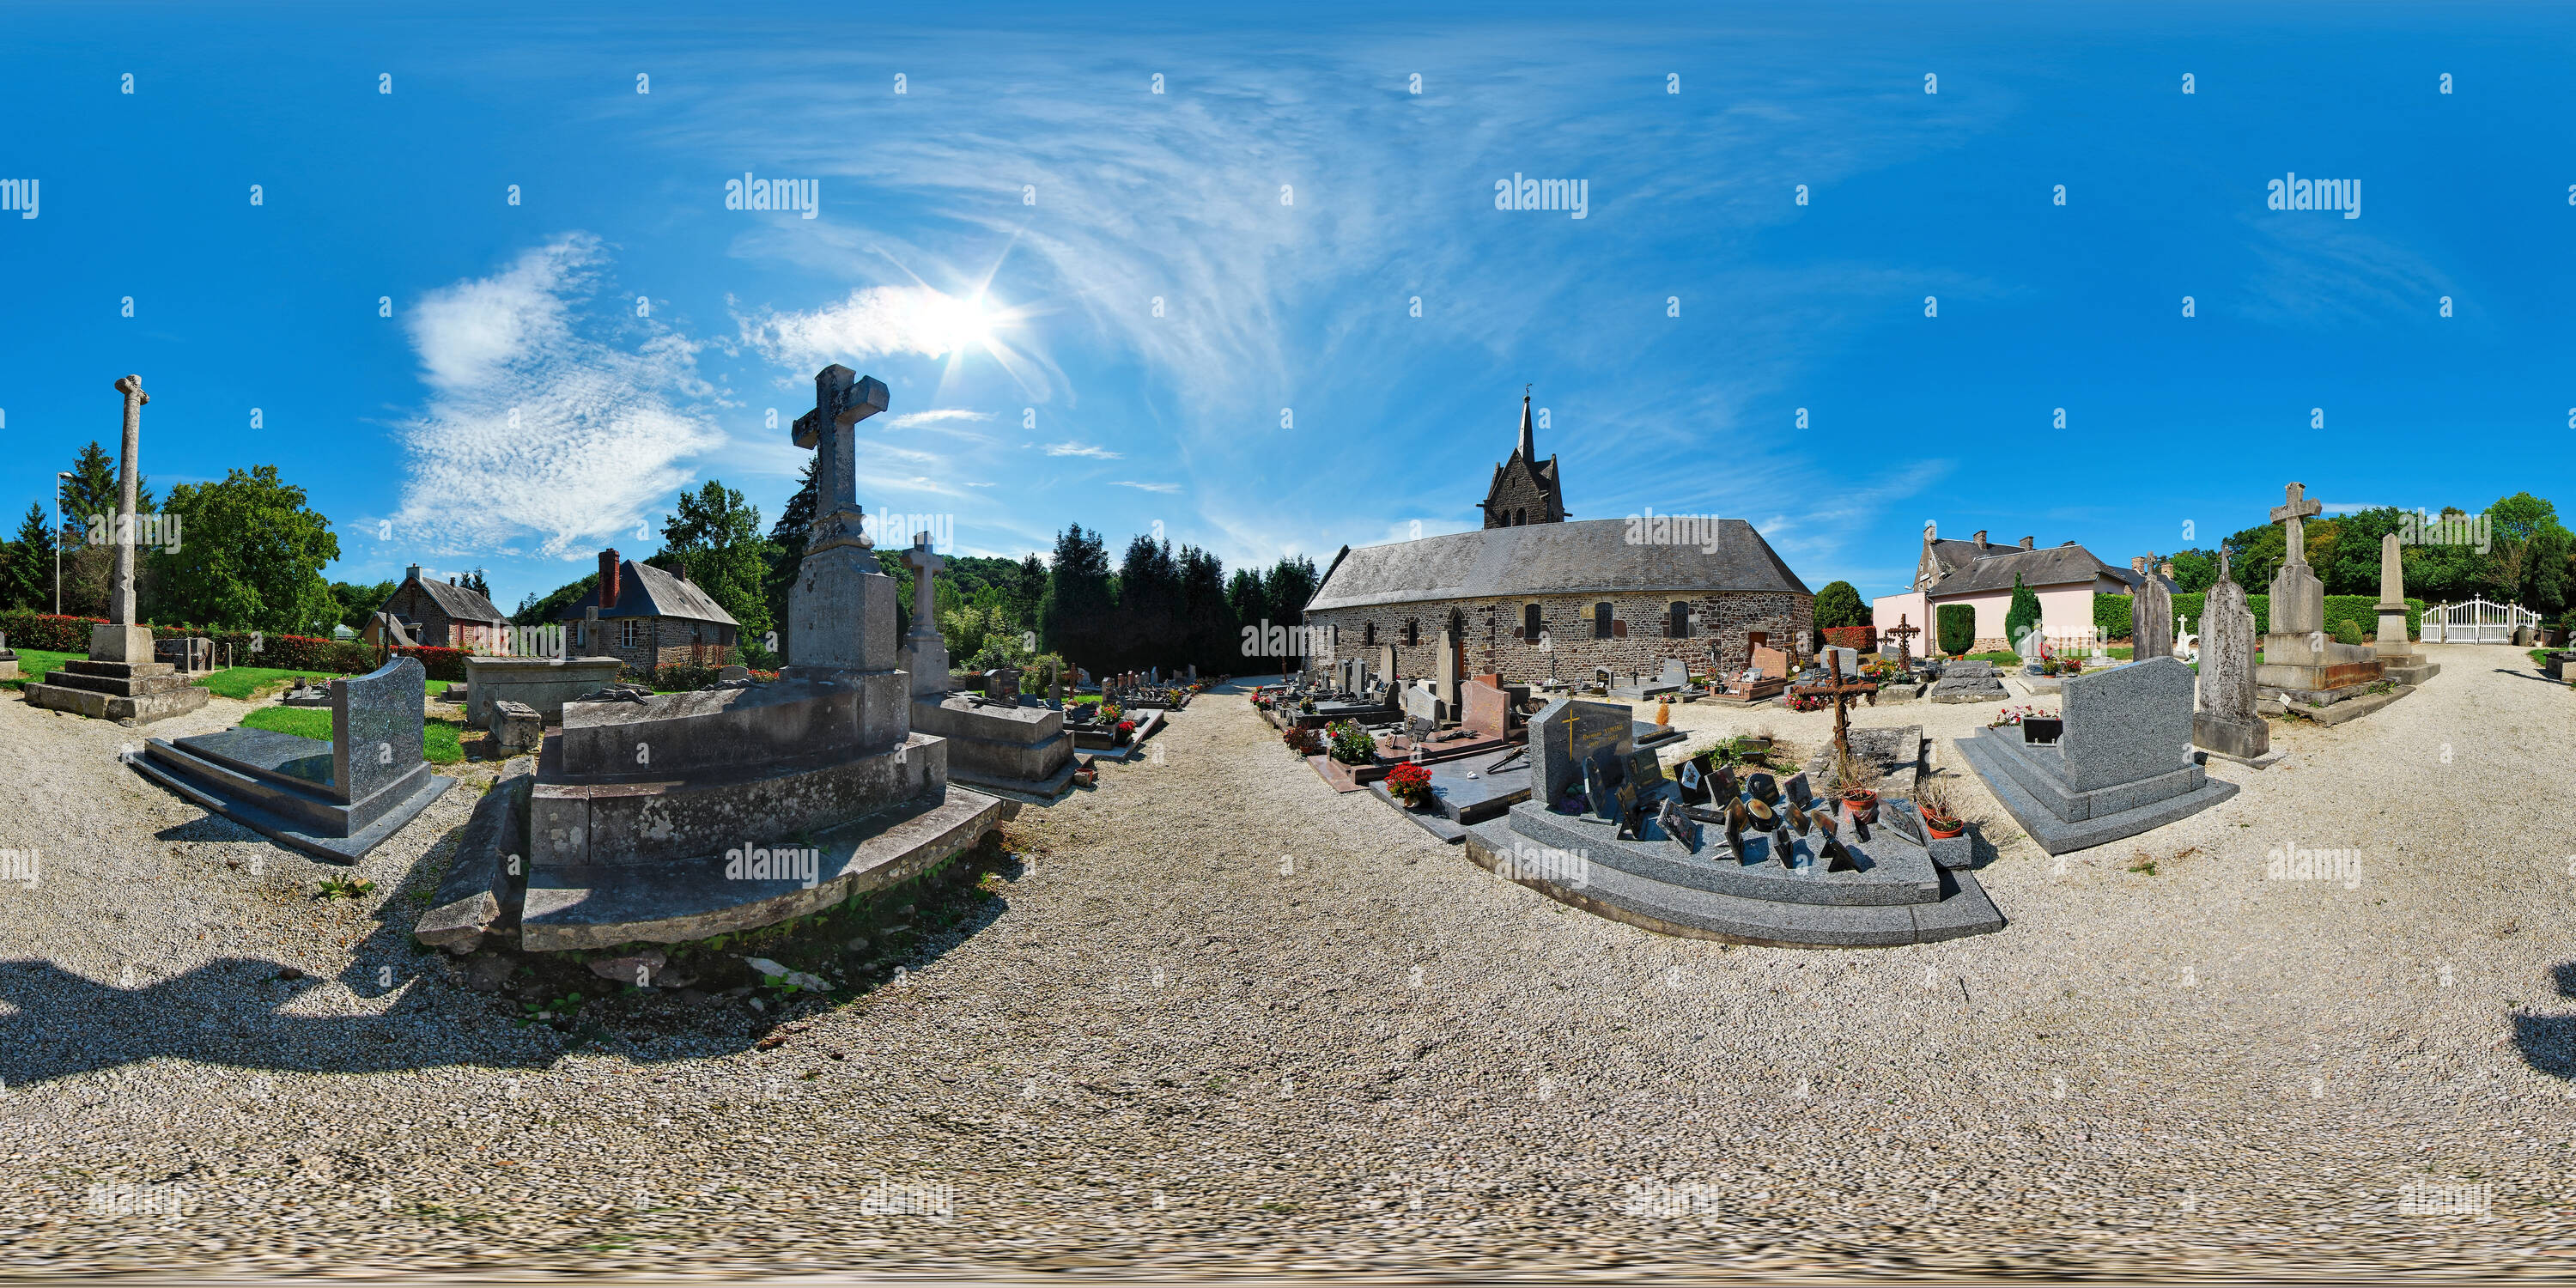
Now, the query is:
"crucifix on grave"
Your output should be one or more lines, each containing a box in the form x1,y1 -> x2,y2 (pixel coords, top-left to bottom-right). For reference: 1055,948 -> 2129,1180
782,364 -> 896,678
2271,481 -> 2322,567
1882,614 -> 1920,668
1789,668 -> 1879,763
899,530 -> 950,697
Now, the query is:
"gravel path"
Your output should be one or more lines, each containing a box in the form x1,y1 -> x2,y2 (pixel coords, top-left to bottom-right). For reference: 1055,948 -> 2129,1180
3,643 -> 2573,1279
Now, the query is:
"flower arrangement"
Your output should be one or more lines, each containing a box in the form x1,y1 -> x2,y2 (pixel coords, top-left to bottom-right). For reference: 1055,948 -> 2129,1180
1251,693 -> 1273,709
1787,692 -> 1829,713
1987,704 -> 2057,728
1327,719 -> 1376,765
1100,703 -> 1124,725
1383,761 -> 1435,806
1284,726 -> 1325,756
2061,657 -> 2083,675
1115,718 -> 1137,745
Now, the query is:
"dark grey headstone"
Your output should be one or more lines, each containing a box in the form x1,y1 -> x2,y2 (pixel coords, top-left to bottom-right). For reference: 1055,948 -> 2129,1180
1527,697 -> 1636,811
2060,655 -> 2195,792
332,656 -> 428,807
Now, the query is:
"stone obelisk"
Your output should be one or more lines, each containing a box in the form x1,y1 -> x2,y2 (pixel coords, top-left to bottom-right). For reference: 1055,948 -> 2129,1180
99,374 -> 155,663
2372,530 -> 2439,684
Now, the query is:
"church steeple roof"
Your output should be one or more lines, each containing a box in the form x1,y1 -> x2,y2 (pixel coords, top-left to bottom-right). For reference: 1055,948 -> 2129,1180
1480,386 -> 1565,529
1517,390 -> 1535,462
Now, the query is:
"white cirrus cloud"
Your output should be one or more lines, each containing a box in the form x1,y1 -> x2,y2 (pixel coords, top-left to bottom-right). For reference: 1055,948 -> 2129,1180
1043,440 -> 1122,459
1109,480 -> 1181,494
737,284 -> 987,370
393,234 -> 723,560
882,408 -> 993,429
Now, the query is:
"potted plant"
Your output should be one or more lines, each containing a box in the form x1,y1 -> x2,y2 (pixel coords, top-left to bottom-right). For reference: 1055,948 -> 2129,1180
1915,779 -> 1965,839
1830,749 -> 1879,823
1284,726 -> 1324,756
1327,719 -> 1376,766
1114,719 -> 1137,746
1383,761 -> 1435,809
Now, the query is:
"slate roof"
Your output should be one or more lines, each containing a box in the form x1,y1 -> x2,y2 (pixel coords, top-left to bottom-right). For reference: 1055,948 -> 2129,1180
401,575 -> 508,626
1922,539 -> 2163,596
554,559 -> 740,627
1307,517 -> 1812,612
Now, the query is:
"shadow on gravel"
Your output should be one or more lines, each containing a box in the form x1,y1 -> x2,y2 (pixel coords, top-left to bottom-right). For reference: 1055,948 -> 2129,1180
2511,962 -> 2576,1078
0,831 -> 1024,1089
2488,667 -> 2568,687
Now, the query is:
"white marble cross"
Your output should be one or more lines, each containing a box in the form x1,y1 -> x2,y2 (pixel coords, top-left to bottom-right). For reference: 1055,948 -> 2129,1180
902,531 -> 945,629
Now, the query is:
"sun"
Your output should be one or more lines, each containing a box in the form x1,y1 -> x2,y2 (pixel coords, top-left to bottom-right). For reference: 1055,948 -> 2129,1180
921,290 -> 1001,357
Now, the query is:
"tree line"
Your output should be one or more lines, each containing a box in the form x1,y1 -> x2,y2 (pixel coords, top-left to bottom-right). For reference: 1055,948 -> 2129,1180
2161,493 -> 2569,623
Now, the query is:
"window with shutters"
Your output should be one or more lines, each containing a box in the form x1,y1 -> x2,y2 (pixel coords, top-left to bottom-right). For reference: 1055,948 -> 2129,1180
1669,602 -> 1692,638
1593,603 -> 1613,639
1523,604 -> 1542,643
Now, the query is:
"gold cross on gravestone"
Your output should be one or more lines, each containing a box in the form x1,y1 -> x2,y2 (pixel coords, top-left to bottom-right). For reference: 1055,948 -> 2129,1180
2270,481 -> 2322,568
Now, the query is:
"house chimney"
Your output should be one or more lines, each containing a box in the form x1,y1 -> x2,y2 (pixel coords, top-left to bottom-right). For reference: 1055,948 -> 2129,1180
599,548 -> 622,609
406,563 -> 422,583
2018,536 -> 2034,550
1971,530 -> 1989,550
674,557 -> 689,584
2131,556 -> 2148,575
2160,560 -> 2176,580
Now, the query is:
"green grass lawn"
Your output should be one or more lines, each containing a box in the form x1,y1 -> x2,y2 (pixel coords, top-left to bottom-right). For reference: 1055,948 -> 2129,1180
0,649 -> 84,690
239,705 -> 471,764
195,665 -> 339,700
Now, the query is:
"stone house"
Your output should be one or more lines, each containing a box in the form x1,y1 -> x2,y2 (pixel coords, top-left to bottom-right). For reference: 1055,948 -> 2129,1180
379,564 -> 509,651
1870,524 -> 2172,653
1302,394 -> 1814,683
554,548 -> 742,672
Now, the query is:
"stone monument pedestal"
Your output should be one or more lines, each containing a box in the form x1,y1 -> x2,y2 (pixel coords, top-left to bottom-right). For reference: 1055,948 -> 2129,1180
2190,712 -> 2278,768
27,626 -> 210,726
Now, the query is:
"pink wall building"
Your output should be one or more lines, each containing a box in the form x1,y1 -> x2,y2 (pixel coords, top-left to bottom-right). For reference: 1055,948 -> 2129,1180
1871,525 -> 2171,654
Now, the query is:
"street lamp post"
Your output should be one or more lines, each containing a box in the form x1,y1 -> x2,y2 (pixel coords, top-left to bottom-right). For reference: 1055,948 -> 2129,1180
53,471 -> 70,617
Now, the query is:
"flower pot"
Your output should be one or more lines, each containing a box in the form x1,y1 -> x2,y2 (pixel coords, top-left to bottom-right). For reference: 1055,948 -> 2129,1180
1924,816 -> 1965,839
1841,788 -> 1878,823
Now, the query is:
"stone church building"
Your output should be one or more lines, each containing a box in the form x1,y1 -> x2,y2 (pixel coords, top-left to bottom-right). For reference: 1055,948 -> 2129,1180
1303,394 -> 1814,685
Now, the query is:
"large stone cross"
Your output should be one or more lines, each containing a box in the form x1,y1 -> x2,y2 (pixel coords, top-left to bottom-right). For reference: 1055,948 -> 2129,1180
2270,482 -> 2322,568
791,364 -> 888,554
902,531 -> 945,630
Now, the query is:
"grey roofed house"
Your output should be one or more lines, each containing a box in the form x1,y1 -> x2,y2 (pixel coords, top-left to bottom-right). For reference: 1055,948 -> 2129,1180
1308,517 -> 1812,613
1914,532 -> 2169,597
553,556 -> 741,627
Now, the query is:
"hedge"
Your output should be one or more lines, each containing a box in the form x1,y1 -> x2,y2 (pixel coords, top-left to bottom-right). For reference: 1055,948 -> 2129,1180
0,611 -> 449,676
1821,625 -> 1876,653
1935,604 -> 1977,656
2092,593 -> 2424,641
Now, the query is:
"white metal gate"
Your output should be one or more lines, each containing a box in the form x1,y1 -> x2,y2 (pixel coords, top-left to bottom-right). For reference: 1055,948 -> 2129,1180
2421,597 -> 2539,643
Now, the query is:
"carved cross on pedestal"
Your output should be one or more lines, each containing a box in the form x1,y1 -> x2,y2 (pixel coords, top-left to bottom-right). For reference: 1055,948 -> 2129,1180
109,374 -> 149,626
1790,671 -> 1879,763
1882,614 -> 1921,667
2270,482 -> 2322,568
792,364 -> 889,555
902,531 -> 945,633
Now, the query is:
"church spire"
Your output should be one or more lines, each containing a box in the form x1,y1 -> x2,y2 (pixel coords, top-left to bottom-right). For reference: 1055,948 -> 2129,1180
1517,386 -> 1535,462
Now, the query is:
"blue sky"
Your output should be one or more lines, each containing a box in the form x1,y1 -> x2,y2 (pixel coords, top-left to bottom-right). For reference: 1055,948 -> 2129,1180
4,1 -> 2573,615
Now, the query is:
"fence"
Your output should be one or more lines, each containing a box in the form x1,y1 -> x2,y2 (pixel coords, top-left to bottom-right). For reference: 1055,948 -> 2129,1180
2421,597 -> 2539,643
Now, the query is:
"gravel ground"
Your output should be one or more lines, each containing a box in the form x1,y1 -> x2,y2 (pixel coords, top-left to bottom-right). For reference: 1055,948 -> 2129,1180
3,643 -> 2573,1279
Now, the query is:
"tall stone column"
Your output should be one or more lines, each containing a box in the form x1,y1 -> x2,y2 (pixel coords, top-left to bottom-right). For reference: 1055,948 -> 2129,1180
2129,553 -> 2172,662
94,375 -> 155,663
